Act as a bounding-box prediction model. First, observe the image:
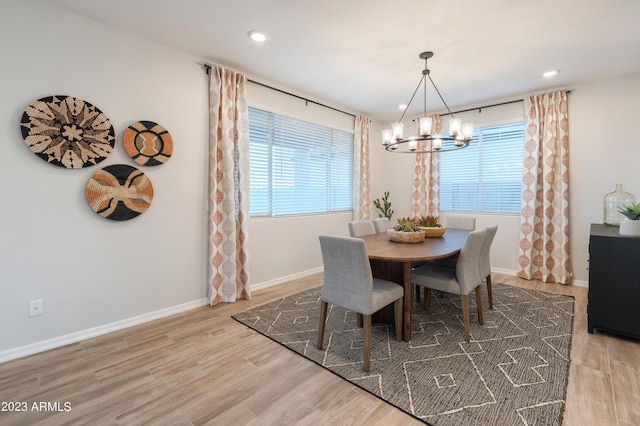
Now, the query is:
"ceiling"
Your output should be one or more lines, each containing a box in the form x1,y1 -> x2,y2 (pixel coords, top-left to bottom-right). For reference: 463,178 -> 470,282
39,0 -> 640,122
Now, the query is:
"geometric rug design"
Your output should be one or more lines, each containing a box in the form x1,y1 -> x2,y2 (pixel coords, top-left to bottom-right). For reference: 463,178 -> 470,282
233,283 -> 574,426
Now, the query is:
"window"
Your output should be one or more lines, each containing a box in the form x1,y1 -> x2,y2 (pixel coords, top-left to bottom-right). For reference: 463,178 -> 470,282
439,122 -> 524,213
248,107 -> 354,217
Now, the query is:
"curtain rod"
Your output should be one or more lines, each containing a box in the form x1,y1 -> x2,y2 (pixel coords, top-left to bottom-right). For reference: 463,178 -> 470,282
439,99 -> 523,116
440,90 -> 572,117
203,63 -> 356,118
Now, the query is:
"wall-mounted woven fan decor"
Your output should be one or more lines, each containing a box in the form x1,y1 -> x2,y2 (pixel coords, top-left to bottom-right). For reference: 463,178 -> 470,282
123,120 -> 173,166
20,95 -> 115,169
86,164 -> 154,221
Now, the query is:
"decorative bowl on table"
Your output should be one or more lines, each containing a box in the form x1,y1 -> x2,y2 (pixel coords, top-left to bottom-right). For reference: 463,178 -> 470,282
387,228 -> 426,243
419,226 -> 447,238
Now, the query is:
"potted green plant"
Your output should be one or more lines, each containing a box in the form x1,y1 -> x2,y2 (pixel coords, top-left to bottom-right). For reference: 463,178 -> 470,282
388,217 -> 425,243
618,202 -> 640,237
414,215 -> 446,238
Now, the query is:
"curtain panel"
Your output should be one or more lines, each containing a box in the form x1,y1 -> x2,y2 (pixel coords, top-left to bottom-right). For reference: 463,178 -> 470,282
354,115 -> 371,220
207,66 -> 251,305
518,91 -> 573,284
411,115 -> 441,218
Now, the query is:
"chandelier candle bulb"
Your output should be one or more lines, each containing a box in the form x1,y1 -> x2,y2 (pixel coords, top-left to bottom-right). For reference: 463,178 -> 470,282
462,122 -> 474,139
382,129 -> 392,145
418,116 -> 433,136
433,136 -> 442,150
408,140 -> 418,151
449,118 -> 461,137
392,122 -> 404,141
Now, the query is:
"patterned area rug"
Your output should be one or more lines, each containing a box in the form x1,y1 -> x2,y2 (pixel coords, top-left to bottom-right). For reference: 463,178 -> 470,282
232,283 -> 574,425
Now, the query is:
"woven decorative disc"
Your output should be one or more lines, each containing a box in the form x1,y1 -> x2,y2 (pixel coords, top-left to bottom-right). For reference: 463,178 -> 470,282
123,120 -> 173,166
86,164 -> 154,221
20,95 -> 115,169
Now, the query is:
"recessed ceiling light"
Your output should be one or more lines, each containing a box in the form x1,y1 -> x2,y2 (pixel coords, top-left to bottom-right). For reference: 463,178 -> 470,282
398,104 -> 408,110
247,30 -> 268,42
543,70 -> 559,78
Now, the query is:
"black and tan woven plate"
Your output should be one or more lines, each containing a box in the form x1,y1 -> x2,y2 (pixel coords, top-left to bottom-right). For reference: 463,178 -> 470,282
20,95 -> 115,169
86,164 -> 153,221
123,120 -> 173,166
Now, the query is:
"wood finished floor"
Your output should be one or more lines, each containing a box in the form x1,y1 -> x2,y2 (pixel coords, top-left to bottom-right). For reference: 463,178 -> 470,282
1,273 -> 639,425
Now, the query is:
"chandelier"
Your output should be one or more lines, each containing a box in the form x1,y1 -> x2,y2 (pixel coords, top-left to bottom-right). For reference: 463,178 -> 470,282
382,51 -> 473,153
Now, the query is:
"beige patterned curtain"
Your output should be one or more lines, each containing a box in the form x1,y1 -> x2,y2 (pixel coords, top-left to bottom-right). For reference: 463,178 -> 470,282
411,115 -> 441,217
207,66 -> 251,305
518,91 -> 572,284
353,115 -> 371,220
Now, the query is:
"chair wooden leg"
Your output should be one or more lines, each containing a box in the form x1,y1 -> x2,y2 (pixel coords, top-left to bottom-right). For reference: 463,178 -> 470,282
394,298 -> 403,342
475,286 -> 484,325
317,301 -> 328,349
357,313 -> 363,328
486,274 -> 493,309
461,294 -> 471,343
363,314 -> 372,372
415,285 -> 421,303
423,288 -> 431,310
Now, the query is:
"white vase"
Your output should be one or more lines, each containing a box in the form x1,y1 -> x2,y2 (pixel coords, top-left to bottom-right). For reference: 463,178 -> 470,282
618,218 -> 640,237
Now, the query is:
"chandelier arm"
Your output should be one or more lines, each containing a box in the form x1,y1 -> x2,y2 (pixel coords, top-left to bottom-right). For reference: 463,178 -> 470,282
427,74 -> 454,116
398,74 -> 426,122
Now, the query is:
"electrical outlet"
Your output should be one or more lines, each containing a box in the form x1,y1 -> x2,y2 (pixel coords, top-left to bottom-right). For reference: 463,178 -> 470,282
29,299 -> 43,317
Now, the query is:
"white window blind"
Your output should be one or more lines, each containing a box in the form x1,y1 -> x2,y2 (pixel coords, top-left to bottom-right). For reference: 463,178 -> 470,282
248,107 -> 354,217
439,122 -> 524,213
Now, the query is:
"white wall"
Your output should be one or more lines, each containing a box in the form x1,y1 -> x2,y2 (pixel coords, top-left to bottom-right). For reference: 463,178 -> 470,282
3,0 -> 639,361
568,73 -> 640,282
0,1 -> 211,359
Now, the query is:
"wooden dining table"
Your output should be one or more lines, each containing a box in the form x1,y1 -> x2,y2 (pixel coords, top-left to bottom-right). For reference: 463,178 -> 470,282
358,228 -> 470,341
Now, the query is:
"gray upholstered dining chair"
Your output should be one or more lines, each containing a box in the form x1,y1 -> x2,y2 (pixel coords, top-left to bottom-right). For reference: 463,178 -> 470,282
445,215 -> 476,230
317,235 -> 404,372
348,220 -> 376,237
411,228 -> 487,343
427,224 -> 499,310
415,215 -> 475,303
479,225 -> 498,309
373,217 -> 391,233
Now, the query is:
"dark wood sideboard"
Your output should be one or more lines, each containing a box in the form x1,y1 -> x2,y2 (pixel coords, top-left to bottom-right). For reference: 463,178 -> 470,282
588,223 -> 640,340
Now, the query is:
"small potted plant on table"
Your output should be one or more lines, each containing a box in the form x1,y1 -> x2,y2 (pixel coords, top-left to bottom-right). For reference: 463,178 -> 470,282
618,202 -> 640,237
388,217 -> 425,243
415,215 -> 446,238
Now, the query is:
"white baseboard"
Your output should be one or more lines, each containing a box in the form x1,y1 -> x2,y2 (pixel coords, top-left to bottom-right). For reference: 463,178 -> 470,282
0,298 -> 209,364
570,279 -> 588,287
250,267 -> 323,292
492,267 -> 518,276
